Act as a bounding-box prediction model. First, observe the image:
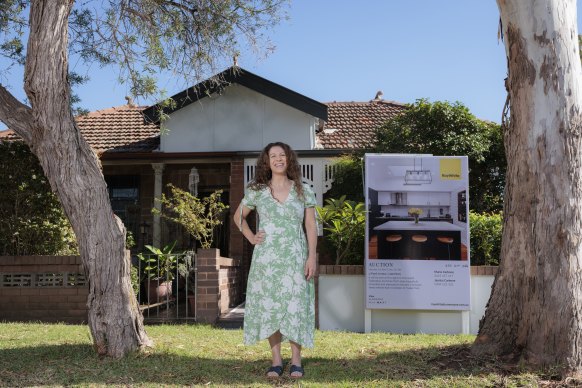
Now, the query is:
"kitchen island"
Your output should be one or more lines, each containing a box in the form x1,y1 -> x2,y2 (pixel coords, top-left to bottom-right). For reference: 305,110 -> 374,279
373,221 -> 464,260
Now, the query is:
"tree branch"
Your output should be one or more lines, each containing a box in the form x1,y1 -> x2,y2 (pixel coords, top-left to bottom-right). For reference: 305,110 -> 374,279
0,84 -> 34,144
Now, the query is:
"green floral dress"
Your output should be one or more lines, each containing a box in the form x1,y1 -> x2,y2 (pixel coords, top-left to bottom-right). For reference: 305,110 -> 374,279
241,182 -> 317,348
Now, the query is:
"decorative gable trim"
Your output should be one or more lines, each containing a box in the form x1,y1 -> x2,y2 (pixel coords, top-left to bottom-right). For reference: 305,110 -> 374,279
142,67 -> 328,124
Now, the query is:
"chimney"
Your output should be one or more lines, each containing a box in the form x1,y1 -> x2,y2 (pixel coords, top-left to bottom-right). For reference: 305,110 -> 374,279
125,96 -> 136,107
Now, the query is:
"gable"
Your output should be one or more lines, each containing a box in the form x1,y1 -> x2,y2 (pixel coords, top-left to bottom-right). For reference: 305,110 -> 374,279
160,84 -> 318,153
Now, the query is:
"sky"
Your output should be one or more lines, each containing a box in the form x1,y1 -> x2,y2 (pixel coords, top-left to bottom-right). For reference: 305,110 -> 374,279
1,1 -> 582,129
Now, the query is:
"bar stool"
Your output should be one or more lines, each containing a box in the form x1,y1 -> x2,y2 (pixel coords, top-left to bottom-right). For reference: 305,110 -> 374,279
437,236 -> 454,260
385,234 -> 402,259
411,234 -> 427,259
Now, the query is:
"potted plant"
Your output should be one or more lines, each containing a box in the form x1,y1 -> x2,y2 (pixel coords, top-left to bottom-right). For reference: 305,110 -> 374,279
138,241 -> 178,303
153,185 -> 229,252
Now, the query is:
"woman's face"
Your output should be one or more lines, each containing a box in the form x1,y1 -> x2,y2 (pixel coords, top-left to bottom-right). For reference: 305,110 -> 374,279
268,145 -> 287,175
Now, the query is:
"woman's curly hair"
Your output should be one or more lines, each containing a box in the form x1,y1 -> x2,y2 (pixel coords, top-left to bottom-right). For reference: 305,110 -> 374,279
248,142 -> 305,200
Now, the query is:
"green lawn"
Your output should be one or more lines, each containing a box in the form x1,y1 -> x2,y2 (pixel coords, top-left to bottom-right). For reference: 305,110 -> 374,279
0,323 -> 557,387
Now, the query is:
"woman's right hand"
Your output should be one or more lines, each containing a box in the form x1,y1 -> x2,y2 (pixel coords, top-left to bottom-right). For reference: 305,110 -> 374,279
251,230 -> 266,245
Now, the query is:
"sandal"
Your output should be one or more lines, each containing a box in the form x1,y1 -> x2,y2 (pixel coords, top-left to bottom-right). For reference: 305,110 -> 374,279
266,365 -> 284,378
289,364 -> 304,379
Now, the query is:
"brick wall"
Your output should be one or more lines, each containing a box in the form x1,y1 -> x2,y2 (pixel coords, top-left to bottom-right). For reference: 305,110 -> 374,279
0,256 -> 88,323
195,248 -> 241,323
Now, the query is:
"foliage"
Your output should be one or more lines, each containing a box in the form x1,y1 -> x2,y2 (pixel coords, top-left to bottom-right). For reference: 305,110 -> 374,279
0,141 -> 78,255
316,196 -> 366,265
469,211 -> 503,266
130,265 -> 141,295
1,1 -> 288,101
326,154 -> 365,203
374,99 -> 506,213
153,185 -> 228,249
125,231 -> 136,250
137,241 -> 178,281
176,251 -> 196,294
407,208 -> 422,216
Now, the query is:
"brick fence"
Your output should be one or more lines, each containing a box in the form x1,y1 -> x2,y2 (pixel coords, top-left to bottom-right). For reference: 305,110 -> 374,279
0,255 -> 88,323
195,248 -> 241,323
0,252 -> 242,325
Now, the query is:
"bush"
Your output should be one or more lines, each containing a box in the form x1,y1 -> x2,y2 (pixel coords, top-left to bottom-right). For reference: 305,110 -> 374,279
326,154 -> 364,203
153,185 -> 228,249
470,211 -> 502,266
0,141 -> 77,255
316,196 -> 366,265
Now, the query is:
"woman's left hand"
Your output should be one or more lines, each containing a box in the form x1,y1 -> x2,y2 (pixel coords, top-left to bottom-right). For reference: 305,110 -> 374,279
304,256 -> 316,281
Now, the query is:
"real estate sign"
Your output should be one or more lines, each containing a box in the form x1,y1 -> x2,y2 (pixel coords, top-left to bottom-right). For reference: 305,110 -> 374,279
364,154 -> 470,310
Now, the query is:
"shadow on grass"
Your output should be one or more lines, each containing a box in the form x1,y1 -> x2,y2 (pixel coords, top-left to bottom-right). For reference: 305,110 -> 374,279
0,342 -> 549,386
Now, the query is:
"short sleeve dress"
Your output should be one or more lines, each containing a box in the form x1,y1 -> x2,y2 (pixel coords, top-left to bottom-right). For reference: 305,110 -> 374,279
241,182 -> 317,348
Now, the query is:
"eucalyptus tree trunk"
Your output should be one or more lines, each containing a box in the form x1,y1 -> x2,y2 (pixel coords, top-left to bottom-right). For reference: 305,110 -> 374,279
11,0 -> 151,357
473,0 -> 582,375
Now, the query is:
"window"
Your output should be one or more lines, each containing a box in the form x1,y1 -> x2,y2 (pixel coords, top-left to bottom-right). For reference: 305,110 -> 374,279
105,175 -> 140,237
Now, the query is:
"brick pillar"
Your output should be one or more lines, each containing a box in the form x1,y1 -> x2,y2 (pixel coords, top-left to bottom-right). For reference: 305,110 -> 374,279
229,158 -> 245,259
196,248 -> 221,323
229,158 -> 250,302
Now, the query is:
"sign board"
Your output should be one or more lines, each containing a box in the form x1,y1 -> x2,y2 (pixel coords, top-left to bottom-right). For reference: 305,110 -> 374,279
365,154 -> 470,310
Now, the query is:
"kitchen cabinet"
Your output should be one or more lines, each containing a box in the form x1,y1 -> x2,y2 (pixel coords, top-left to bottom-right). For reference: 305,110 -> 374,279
429,192 -> 451,206
406,192 -> 426,205
378,192 -> 391,205
406,192 -> 450,206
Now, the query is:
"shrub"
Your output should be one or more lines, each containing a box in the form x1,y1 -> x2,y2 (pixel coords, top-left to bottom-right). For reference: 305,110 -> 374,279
470,211 -> 502,266
326,154 -> 364,203
0,141 -> 77,255
316,196 -> 366,265
153,185 -> 228,249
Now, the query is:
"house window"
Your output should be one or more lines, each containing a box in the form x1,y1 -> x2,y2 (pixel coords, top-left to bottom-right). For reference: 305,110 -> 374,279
105,175 -> 140,239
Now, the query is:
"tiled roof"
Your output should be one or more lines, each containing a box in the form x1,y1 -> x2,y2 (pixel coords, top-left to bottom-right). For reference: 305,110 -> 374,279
0,129 -> 18,140
0,105 -> 160,153
316,100 -> 406,149
1,100 -> 406,153
76,105 -> 159,153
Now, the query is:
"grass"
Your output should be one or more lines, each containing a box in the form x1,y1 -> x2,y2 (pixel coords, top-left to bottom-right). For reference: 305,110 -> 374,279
0,322 -> 566,387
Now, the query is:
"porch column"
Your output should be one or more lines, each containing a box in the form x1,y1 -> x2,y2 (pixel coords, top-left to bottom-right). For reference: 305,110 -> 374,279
152,163 -> 165,247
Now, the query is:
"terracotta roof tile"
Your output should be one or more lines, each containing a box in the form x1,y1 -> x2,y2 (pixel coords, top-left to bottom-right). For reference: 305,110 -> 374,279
1,100 -> 406,153
0,129 -> 18,140
76,105 -> 159,153
316,100 -> 406,149
0,105 -> 160,153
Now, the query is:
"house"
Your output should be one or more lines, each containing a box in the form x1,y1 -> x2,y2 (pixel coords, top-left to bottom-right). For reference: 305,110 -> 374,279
0,66 -> 405,298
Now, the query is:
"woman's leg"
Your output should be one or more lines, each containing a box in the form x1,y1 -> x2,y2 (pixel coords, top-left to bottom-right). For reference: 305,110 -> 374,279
290,340 -> 303,377
267,331 -> 283,376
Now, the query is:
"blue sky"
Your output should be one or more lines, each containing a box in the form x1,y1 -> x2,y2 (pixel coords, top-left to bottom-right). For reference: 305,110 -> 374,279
1,1 -> 582,128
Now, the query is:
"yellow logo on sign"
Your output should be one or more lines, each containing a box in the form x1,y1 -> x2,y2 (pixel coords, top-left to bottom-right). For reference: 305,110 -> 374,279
440,158 -> 462,180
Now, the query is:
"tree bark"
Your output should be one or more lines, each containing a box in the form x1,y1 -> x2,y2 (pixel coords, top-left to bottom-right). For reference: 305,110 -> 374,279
19,0 -> 152,357
473,0 -> 582,376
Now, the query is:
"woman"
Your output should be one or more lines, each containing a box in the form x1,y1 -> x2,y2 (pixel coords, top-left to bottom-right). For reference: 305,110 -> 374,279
234,142 -> 317,379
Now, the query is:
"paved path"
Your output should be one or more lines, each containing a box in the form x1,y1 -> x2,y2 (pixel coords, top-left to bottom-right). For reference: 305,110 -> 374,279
215,302 -> 245,329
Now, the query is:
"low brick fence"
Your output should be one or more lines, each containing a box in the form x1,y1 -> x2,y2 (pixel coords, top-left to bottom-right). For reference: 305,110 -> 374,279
195,248 -> 241,323
0,252 -> 242,325
0,256 -> 88,323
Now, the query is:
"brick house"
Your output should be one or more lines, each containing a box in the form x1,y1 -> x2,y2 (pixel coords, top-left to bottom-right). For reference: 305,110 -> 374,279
0,67 -> 405,316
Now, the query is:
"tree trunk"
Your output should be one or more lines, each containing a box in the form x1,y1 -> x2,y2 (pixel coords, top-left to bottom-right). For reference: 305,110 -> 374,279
473,0 -> 582,376
21,0 -> 152,357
